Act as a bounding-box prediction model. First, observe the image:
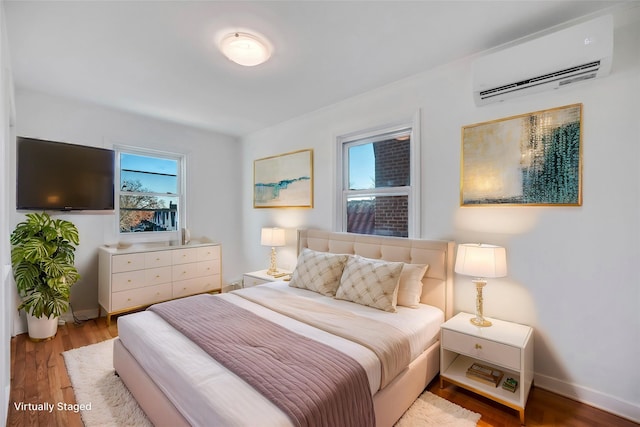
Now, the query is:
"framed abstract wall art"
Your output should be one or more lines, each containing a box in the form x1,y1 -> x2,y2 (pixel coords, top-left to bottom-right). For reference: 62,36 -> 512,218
254,149 -> 314,208
461,104 -> 582,206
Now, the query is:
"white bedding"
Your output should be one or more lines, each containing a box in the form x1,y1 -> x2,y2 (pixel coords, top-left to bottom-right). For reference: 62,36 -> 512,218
117,282 -> 444,427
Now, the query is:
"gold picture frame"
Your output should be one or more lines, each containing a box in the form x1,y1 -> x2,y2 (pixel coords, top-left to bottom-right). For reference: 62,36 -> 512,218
461,104 -> 582,206
253,149 -> 314,208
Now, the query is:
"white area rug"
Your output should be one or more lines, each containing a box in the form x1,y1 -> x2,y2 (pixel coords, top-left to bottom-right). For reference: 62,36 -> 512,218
396,391 -> 481,426
62,339 -> 152,427
63,338 -> 480,426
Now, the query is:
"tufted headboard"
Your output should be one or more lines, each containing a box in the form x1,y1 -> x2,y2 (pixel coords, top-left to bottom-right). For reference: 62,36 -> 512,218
297,229 -> 455,320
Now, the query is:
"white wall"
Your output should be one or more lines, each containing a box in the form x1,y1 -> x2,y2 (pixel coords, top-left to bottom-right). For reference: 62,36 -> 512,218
242,12 -> 640,423
10,88 -> 244,323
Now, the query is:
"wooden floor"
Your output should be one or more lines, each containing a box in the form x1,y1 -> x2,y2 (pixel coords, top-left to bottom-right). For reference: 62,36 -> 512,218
7,317 -> 639,427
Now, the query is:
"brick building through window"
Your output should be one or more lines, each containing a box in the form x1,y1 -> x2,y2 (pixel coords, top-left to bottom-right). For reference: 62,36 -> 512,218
339,124 -> 416,238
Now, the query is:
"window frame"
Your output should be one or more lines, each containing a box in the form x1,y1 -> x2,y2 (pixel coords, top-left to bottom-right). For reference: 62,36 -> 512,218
335,114 -> 421,238
114,145 -> 186,242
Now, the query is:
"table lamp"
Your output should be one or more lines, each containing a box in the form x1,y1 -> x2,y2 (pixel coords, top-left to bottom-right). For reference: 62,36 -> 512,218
261,227 -> 286,275
455,243 -> 507,327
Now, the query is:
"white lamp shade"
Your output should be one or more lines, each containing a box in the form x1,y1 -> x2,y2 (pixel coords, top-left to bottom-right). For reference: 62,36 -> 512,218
455,243 -> 507,278
261,227 -> 285,247
219,32 -> 272,66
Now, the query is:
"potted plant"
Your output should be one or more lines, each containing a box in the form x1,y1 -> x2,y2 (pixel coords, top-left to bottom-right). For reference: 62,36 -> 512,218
10,212 -> 80,340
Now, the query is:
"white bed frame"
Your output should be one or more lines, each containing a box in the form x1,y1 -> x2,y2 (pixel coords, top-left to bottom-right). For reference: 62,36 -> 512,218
114,229 -> 455,427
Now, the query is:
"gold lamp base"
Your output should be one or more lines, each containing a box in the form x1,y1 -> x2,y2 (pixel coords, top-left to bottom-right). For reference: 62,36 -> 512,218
470,317 -> 492,327
266,247 -> 279,276
470,279 -> 492,327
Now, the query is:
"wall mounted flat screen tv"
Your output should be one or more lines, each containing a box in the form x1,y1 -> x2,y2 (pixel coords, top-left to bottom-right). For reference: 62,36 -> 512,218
17,137 -> 115,211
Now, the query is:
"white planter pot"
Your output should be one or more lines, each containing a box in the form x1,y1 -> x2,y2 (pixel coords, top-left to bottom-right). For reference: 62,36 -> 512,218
26,312 -> 59,341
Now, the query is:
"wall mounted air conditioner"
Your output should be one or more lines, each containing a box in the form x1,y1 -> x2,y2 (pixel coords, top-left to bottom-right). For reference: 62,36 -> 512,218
472,14 -> 613,106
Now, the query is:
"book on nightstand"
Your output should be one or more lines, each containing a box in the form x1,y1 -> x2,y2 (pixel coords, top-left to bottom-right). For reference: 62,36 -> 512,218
502,377 -> 519,392
466,362 -> 504,387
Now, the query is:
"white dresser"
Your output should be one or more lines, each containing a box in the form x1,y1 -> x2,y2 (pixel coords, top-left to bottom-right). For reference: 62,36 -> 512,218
98,243 -> 221,325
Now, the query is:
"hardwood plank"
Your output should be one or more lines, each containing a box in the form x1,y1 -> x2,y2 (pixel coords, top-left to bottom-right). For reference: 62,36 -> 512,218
8,317 -> 639,427
427,380 -> 639,427
35,340 -> 52,426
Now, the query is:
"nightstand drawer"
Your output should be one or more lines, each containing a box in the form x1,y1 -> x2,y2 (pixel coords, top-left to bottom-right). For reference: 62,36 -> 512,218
243,275 -> 270,288
442,329 -> 521,370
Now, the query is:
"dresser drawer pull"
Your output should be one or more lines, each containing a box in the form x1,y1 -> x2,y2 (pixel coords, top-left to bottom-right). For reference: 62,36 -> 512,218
475,344 -> 482,350
127,298 -> 132,302
127,279 -> 131,283
127,261 -> 132,264
156,275 -> 161,278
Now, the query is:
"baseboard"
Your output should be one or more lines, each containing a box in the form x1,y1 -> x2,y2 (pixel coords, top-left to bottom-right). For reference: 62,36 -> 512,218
534,372 -> 640,423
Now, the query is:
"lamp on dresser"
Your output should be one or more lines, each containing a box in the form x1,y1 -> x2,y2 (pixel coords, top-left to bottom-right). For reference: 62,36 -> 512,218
261,227 -> 286,275
455,243 -> 507,327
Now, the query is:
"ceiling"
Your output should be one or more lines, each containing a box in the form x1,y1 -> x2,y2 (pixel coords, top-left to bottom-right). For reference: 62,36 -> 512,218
3,1 -> 626,137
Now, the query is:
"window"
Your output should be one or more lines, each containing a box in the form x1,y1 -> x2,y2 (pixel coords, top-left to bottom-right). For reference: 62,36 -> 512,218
116,147 -> 185,237
336,120 -> 420,238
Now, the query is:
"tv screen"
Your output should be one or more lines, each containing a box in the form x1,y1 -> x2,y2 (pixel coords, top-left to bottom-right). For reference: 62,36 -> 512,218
17,137 -> 115,211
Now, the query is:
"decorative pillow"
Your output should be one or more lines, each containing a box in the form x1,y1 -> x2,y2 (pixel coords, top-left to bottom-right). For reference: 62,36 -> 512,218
335,255 -> 403,312
288,248 -> 349,296
396,264 -> 429,308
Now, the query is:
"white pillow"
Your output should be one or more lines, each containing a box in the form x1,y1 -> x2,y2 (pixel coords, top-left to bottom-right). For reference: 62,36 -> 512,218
335,255 -> 403,312
396,264 -> 429,308
288,248 -> 349,296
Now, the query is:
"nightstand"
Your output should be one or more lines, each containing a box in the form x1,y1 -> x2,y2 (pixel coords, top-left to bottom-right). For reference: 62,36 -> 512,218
440,312 -> 534,425
242,269 -> 292,288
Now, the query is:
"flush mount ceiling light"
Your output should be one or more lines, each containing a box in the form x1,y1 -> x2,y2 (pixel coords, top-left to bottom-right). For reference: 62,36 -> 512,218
219,32 -> 272,67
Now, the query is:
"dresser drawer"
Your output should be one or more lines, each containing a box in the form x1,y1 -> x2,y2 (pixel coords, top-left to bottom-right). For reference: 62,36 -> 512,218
145,266 -> 173,286
111,283 -> 172,311
173,275 -> 220,298
112,270 -> 146,292
145,250 -> 172,268
197,245 -> 220,261
172,248 -> 199,265
196,260 -> 220,277
112,253 -> 145,273
172,262 -> 199,281
442,329 -> 521,370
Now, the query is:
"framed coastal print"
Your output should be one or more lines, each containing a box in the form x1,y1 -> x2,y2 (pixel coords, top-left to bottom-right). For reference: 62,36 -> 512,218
254,149 -> 313,208
461,104 -> 582,206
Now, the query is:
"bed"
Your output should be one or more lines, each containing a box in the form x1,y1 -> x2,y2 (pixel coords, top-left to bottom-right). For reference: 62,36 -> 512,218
113,229 -> 455,427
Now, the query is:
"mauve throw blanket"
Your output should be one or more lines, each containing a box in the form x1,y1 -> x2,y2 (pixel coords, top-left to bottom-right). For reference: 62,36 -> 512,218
148,294 -> 375,427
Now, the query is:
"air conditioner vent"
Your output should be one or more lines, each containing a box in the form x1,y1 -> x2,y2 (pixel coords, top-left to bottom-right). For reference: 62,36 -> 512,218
472,15 -> 613,106
479,61 -> 601,101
